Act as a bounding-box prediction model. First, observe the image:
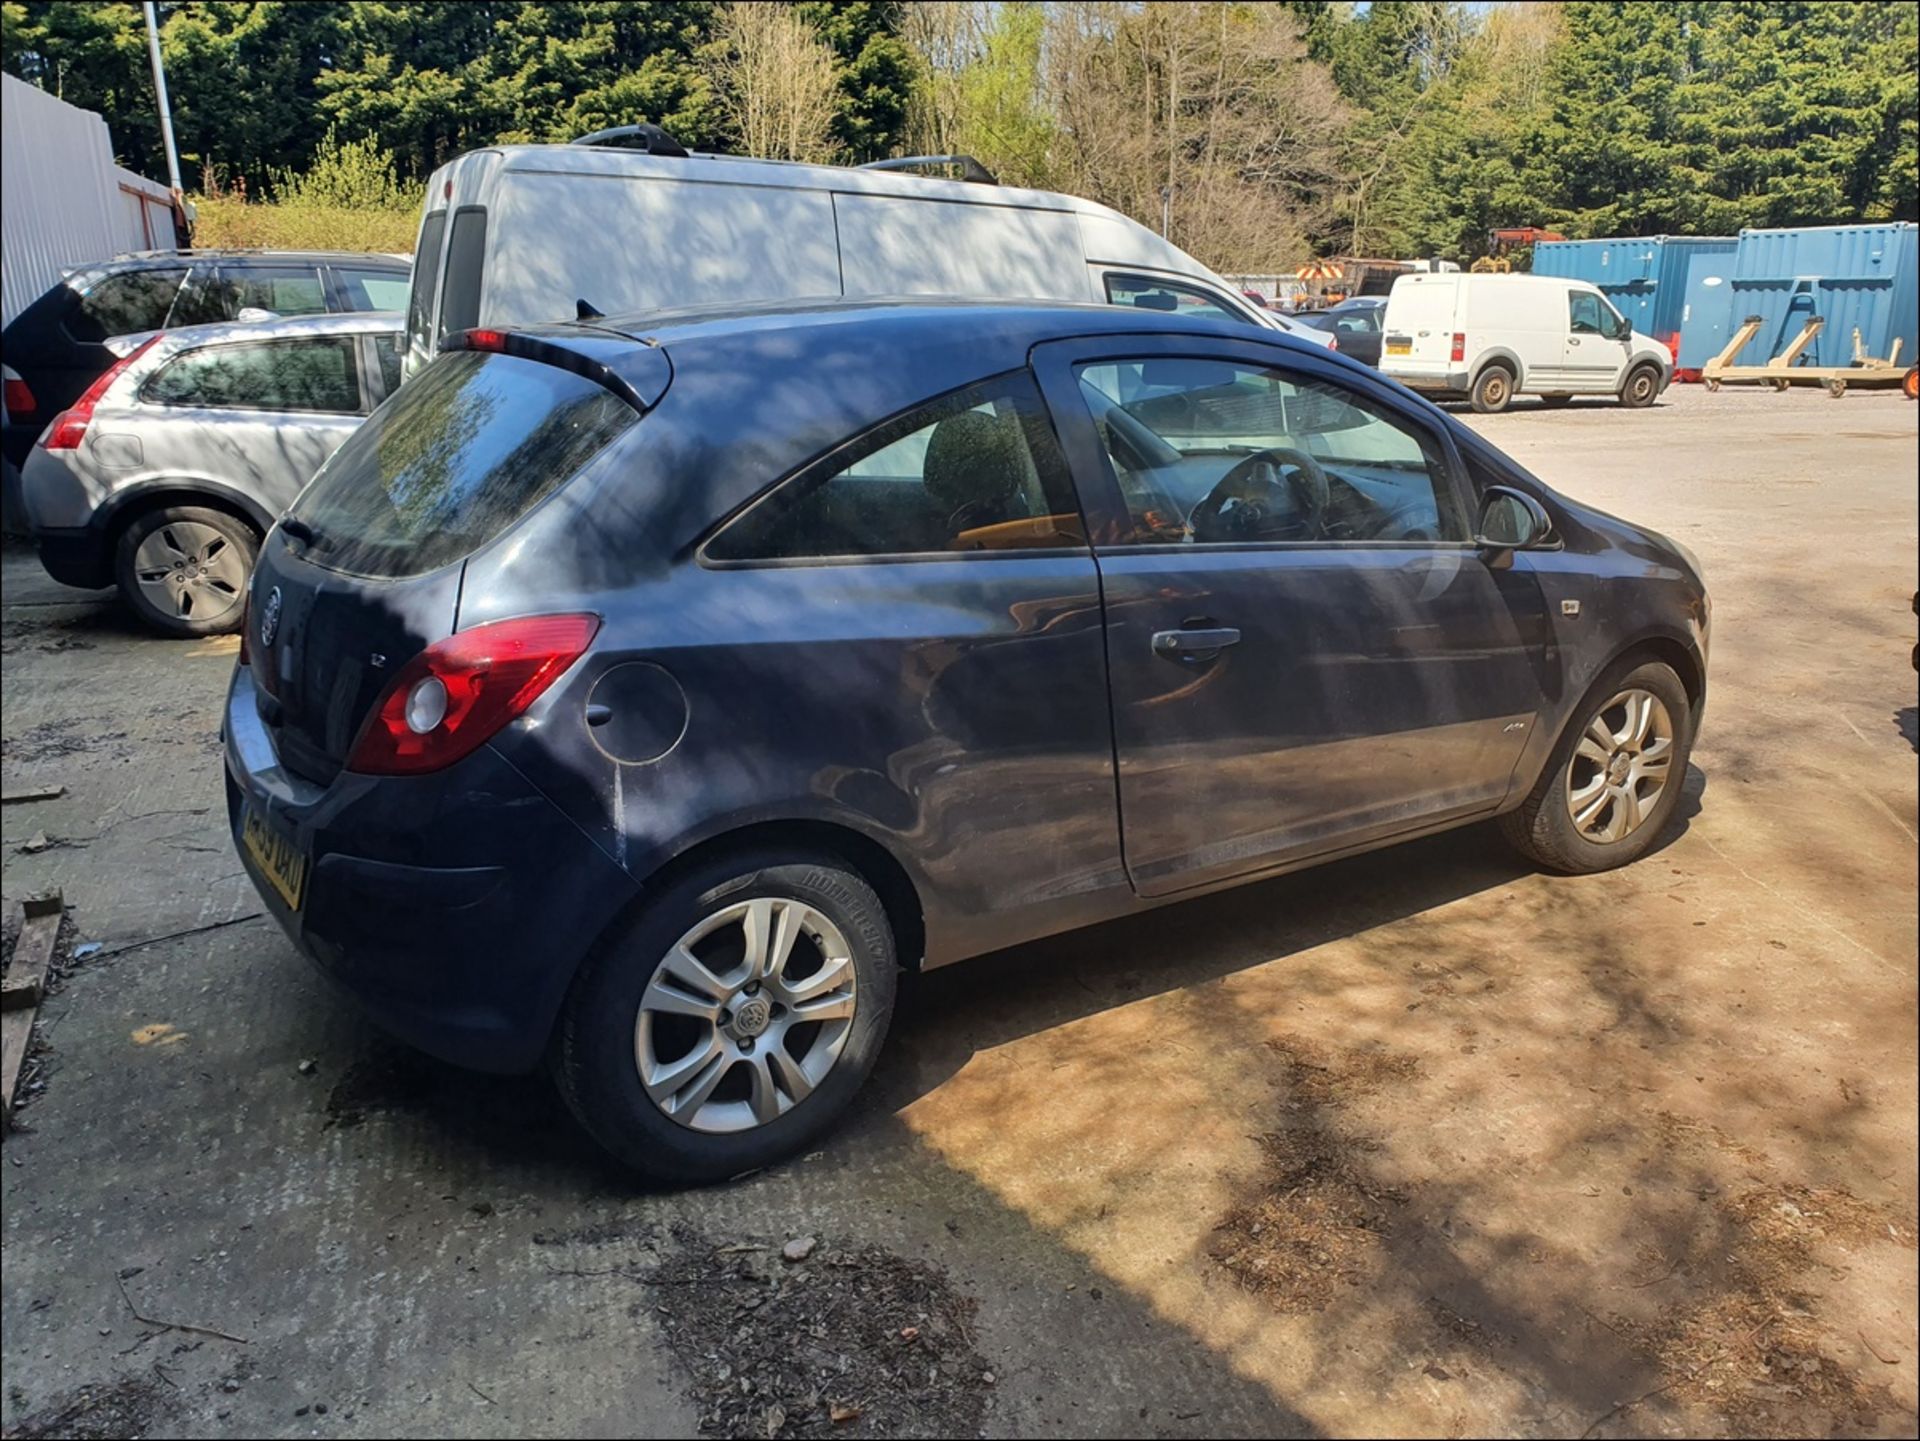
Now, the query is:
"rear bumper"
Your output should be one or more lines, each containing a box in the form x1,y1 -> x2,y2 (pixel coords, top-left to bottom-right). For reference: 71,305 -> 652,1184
223,662 -> 640,1073
1381,364 -> 1468,394
33,524 -> 112,590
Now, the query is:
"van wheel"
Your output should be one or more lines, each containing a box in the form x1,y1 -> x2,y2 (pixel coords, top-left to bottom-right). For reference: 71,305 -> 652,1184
114,505 -> 259,638
1620,366 -> 1661,408
1499,658 -> 1694,875
553,850 -> 897,1183
1470,365 -> 1514,414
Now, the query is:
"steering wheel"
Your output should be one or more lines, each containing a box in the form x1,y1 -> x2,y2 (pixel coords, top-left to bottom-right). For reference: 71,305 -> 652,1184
1188,447 -> 1331,544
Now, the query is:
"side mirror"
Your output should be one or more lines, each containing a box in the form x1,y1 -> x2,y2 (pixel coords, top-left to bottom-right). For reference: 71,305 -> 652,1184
1611,316 -> 1632,341
1476,485 -> 1552,565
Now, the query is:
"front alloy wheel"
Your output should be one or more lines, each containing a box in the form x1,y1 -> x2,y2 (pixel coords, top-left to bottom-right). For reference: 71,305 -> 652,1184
1564,688 -> 1674,843
637,898 -> 858,1133
1498,658 -> 1695,874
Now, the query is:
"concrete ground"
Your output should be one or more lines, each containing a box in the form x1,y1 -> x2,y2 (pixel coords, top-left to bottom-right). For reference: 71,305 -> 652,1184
2,382 -> 1915,1440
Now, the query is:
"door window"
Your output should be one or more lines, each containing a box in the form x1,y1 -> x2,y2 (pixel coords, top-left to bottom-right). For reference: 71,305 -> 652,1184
371,334 -> 405,396
1104,274 -> 1247,325
142,338 -> 364,413
171,265 -> 328,325
707,374 -> 1085,562
1075,357 -> 1464,545
1568,291 -> 1609,335
67,268 -> 189,342
336,267 -> 412,312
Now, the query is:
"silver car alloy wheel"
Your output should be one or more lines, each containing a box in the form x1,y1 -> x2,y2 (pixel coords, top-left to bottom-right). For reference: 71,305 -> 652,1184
131,520 -> 248,623
1565,687 -> 1675,843
634,898 -> 858,1134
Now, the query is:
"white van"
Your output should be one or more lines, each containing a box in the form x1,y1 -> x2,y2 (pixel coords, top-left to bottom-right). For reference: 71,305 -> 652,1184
1380,272 -> 1671,413
401,131 -> 1332,376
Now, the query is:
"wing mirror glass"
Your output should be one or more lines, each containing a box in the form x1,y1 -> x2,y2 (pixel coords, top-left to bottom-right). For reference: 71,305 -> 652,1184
1476,485 -> 1552,562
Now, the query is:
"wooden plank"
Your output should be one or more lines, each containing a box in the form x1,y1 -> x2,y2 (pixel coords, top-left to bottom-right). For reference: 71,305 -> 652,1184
0,785 -> 65,805
0,1008 -> 34,1130
0,974 -> 42,1010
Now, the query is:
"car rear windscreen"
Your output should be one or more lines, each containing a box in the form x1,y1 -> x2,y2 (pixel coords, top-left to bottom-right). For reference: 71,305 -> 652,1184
286,351 -> 635,578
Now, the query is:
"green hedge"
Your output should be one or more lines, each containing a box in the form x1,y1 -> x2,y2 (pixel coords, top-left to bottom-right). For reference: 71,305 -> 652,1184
188,197 -> 418,255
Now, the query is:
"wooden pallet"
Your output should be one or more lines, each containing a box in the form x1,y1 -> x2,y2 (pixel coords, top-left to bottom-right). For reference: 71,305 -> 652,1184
2,891 -> 64,1131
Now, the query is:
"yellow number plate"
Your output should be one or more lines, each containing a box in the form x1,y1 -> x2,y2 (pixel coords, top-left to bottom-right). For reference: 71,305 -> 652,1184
1385,340 -> 1412,355
242,806 -> 308,911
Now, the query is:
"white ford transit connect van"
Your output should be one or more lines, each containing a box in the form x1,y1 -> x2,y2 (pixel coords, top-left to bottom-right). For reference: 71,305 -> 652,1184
401,128 -> 1332,376
1380,272 -> 1671,413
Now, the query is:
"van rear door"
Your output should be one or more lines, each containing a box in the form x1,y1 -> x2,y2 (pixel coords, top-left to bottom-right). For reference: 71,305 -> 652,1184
1381,276 -> 1460,384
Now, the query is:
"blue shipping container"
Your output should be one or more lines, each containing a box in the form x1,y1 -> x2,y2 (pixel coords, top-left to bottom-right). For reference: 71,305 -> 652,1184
1675,222 -> 1919,371
1532,235 -> 1737,347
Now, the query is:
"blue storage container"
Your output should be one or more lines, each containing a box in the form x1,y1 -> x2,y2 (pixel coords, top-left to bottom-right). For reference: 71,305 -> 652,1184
1532,235 -> 1737,347
1675,222 -> 1919,371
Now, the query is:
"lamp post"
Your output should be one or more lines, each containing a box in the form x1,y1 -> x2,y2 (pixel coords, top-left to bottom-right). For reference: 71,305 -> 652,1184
142,1 -> 184,194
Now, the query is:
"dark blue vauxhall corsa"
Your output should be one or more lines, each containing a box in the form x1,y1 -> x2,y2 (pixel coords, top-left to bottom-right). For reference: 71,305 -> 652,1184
226,300 -> 1709,1181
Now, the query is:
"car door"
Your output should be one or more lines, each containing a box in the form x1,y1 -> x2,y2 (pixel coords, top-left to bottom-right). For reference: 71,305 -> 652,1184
1564,289 -> 1630,391
1333,306 -> 1384,366
135,336 -> 370,513
1032,333 -> 1553,897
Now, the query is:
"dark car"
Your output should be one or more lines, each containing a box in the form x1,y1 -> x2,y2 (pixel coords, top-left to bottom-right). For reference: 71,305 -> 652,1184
225,300 -> 1710,1182
1294,296 -> 1387,366
1,250 -> 409,466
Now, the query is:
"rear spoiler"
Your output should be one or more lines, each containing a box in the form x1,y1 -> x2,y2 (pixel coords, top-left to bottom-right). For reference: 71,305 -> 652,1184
446,327 -> 672,414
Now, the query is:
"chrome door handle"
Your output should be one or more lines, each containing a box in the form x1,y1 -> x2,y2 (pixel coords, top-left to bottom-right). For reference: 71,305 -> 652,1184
1152,626 -> 1241,660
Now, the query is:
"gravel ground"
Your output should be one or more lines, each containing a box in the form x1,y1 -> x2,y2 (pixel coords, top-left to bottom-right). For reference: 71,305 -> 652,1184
2,382 -> 1915,1439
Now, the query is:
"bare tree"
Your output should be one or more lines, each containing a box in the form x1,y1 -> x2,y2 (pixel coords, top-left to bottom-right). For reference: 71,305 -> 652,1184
1046,3 -> 1349,272
703,2 -> 844,164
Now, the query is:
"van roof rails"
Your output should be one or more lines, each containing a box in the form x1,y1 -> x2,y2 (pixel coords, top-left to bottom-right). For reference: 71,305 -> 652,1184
858,155 -> 998,186
571,123 -> 690,158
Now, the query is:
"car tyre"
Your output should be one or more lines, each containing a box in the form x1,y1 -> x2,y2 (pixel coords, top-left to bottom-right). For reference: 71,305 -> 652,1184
1499,658 -> 1694,875
1619,365 -> 1661,408
114,505 -> 259,638
553,850 -> 897,1183
1470,364 -> 1515,414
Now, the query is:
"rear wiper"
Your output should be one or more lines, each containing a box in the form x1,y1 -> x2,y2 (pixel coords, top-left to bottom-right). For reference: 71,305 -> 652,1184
280,517 -> 315,546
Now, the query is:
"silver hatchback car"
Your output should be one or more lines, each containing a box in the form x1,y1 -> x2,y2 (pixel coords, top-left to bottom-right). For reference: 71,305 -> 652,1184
21,311 -> 402,636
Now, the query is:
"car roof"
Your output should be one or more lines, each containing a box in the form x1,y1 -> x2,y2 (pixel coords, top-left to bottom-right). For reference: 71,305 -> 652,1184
537,295 -> 1321,364
119,310 -> 403,358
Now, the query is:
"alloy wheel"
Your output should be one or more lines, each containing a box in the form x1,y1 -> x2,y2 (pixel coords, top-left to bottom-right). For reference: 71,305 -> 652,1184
1565,687 -> 1675,843
634,898 -> 858,1134
132,521 -> 247,624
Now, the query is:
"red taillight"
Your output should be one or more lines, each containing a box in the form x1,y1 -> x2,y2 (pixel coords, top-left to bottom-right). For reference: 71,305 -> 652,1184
42,336 -> 162,450
3,377 -> 35,422
1450,332 -> 1466,363
463,328 -> 509,352
344,614 -> 599,775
